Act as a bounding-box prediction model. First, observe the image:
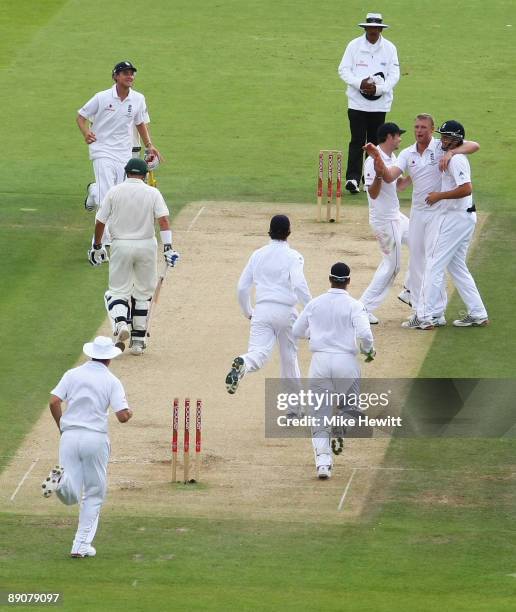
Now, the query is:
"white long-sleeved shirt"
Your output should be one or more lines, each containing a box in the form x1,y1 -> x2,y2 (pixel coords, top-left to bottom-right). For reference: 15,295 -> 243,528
292,289 -> 374,355
237,240 -> 311,318
338,34 -> 400,112
51,361 -> 129,434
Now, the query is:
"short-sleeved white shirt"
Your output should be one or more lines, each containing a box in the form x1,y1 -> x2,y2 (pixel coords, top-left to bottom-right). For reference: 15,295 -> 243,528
96,178 -> 170,240
364,148 -> 400,224
292,289 -> 374,355
51,361 -> 128,433
78,85 -> 150,163
440,154 -> 473,212
395,138 -> 444,211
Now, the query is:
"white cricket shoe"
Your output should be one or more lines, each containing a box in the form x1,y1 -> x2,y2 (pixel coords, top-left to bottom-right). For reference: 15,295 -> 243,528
130,339 -> 145,356
368,312 -> 379,325
453,314 -> 489,327
345,179 -> 360,194
432,315 -> 447,327
115,322 -> 130,344
401,314 -> 434,330
225,356 -> 246,394
398,288 -> 412,307
41,465 -> 64,498
84,182 -> 97,212
317,465 -> 332,480
71,545 -> 96,558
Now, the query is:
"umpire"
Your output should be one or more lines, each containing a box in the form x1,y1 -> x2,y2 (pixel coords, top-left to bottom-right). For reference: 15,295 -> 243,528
89,158 -> 179,355
338,13 -> 400,194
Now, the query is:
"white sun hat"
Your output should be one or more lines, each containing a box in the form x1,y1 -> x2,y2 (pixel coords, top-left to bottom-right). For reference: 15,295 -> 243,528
358,13 -> 389,28
83,336 -> 122,360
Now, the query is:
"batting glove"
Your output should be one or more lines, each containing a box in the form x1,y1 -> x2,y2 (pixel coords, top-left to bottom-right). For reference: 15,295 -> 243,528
163,244 -> 180,267
88,244 -> 109,266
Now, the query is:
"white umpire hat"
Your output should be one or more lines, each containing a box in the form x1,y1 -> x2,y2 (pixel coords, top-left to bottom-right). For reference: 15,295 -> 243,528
358,13 -> 389,28
83,336 -> 122,360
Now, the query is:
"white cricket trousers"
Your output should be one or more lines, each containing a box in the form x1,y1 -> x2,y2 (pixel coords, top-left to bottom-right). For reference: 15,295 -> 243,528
308,352 -> 360,469
241,303 -> 300,378
109,238 -> 158,301
56,429 -> 110,555
408,208 -> 447,313
360,214 -> 410,313
417,211 -> 488,321
92,158 -> 127,244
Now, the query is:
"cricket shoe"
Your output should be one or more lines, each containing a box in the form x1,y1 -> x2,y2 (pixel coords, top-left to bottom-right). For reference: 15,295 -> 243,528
84,182 -> 97,212
345,179 -> 360,194
401,314 -> 434,330
130,339 -> 145,356
71,545 -> 96,559
453,314 -> 489,327
398,288 -> 412,307
114,321 -> 130,344
225,356 -> 246,394
368,312 -> 379,325
432,315 -> 447,327
317,465 -> 332,480
41,465 -> 64,498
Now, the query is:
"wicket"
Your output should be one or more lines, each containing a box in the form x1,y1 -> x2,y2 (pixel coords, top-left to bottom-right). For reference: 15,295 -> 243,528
172,398 -> 202,484
317,150 -> 342,223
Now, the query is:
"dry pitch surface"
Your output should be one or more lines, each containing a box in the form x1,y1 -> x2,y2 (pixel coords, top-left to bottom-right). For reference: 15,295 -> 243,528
1,202 -> 441,523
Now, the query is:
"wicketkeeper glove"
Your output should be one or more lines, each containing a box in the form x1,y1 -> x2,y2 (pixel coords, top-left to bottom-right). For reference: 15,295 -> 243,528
88,243 -> 109,266
163,244 -> 180,267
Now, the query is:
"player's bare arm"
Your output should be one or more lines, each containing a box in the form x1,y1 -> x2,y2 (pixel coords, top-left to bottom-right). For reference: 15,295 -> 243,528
94,220 -> 106,245
425,182 -> 472,205
439,140 -> 480,171
49,395 -> 63,431
367,172 -> 384,199
76,114 -> 96,144
136,123 -> 162,161
396,175 -> 412,191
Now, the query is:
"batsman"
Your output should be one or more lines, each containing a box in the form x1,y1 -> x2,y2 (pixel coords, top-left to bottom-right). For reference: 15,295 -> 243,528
88,158 -> 180,355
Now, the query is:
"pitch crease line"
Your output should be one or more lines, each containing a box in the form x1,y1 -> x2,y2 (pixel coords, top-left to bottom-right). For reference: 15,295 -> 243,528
187,206 -> 205,232
337,468 -> 357,511
10,458 -> 39,501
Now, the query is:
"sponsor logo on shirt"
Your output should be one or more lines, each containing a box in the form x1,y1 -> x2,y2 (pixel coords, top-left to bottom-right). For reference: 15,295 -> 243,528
104,104 -> 115,112
356,62 -> 368,67
128,104 -> 132,114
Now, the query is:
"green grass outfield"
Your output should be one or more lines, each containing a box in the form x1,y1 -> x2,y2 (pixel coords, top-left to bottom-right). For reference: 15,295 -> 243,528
1,1 -> 515,609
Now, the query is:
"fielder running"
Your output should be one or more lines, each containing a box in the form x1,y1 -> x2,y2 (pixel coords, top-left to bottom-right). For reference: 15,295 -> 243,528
360,122 -> 410,325
88,158 -> 180,355
293,263 -> 375,479
77,60 -> 161,243
225,215 -> 311,394
416,120 -> 488,329
42,336 -> 132,558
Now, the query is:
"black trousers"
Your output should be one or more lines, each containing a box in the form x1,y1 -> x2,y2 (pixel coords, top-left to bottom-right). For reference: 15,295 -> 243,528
346,109 -> 386,183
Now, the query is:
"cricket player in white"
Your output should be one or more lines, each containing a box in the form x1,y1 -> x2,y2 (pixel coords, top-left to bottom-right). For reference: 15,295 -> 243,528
225,215 -> 311,394
89,158 -> 180,355
293,263 -> 375,479
360,122 -> 410,324
371,114 -> 480,326
416,120 -> 488,329
42,336 -> 132,558
77,61 -> 161,244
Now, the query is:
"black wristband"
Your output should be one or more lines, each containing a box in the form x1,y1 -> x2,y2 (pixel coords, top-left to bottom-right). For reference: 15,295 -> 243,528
163,244 -> 172,252
93,243 -> 102,250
